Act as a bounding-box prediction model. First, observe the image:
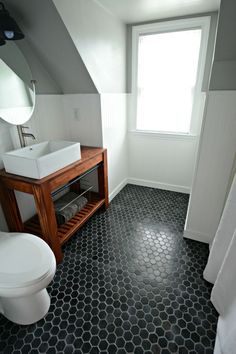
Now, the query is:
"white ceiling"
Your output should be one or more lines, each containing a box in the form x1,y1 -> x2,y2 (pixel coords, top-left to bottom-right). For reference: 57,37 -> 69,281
95,0 -> 221,24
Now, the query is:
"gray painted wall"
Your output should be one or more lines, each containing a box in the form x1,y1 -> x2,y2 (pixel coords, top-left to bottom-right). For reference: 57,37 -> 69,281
126,12 -> 218,93
17,38 -> 62,94
210,0 -> 236,90
213,0 -> 236,61
4,0 -> 98,94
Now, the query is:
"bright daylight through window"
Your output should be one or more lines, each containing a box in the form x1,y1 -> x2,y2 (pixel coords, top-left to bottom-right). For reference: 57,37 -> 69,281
136,27 -> 203,134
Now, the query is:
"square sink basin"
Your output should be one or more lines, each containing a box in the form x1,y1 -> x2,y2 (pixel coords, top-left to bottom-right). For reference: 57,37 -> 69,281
2,141 -> 81,179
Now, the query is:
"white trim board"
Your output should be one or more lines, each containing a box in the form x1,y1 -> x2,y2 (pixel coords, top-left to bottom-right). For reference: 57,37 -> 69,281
128,130 -> 198,141
128,178 -> 190,194
184,229 -> 211,244
109,178 -> 128,202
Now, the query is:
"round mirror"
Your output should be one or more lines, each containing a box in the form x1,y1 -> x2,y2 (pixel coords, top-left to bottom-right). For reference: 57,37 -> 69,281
0,41 -> 35,125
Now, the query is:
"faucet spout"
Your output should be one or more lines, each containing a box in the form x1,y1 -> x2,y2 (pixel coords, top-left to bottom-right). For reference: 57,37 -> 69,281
22,133 -> 36,140
17,125 -> 36,147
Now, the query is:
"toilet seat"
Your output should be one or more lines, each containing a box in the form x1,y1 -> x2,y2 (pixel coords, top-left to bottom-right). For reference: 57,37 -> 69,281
0,233 -> 55,288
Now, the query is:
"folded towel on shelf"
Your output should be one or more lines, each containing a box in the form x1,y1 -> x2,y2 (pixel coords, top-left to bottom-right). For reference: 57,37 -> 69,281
54,192 -> 88,226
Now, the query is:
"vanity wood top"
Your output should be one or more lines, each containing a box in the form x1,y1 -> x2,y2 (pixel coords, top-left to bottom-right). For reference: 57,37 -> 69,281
0,146 -> 105,186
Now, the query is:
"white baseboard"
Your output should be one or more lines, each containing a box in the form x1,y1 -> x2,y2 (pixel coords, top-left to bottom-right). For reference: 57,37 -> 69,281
184,229 -> 211,244
109,178 -> 128,202
127,177 -> 190,194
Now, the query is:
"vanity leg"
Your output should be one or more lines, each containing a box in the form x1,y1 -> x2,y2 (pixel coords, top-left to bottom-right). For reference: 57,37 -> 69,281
98,150 -> 109,209
0,183 -> 24,232
32,184 -> 63,263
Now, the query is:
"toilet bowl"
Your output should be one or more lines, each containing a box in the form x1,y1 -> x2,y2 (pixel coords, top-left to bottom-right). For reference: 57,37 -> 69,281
0,231 -> 56,325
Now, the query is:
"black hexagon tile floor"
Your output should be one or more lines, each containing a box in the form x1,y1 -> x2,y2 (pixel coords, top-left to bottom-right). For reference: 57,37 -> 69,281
0,185 -> 218,354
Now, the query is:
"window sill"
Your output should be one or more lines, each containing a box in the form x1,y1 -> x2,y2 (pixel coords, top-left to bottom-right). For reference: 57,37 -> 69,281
128,130 -> 198,140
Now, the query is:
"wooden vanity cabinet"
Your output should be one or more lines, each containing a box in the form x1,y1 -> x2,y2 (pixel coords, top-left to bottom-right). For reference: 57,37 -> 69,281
0,146 -> 109,263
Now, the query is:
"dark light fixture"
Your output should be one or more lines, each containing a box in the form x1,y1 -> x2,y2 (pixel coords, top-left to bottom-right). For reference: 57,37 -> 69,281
0,2 -> 24,43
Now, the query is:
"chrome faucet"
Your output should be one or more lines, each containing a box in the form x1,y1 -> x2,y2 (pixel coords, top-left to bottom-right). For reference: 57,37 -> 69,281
17,125 -> 36,148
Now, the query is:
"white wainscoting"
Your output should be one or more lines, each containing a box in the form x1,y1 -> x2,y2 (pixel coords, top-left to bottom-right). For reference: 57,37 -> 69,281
128,131 -> 198,194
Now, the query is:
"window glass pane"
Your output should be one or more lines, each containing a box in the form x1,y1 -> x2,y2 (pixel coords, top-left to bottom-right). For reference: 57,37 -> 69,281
136,29 -> 202,133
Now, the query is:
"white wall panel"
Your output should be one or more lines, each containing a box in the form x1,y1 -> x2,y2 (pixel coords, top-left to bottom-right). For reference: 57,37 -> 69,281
128,132 -> 198,193
62,94 -> 103,147
100,94 -> 128,200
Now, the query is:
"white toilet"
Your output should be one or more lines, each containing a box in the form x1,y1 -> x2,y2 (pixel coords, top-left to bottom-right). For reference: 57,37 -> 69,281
0,231 -> 56,325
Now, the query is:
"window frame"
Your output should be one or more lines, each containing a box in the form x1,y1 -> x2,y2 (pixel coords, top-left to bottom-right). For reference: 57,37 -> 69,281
130,16 -> 211,137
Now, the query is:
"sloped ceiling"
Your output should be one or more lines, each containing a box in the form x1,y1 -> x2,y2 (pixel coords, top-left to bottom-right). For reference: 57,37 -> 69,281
3,0 -> 98,94
53,0 -> 126,93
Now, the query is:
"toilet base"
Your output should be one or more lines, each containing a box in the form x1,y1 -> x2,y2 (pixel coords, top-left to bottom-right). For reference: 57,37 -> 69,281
0,289 -> 50,325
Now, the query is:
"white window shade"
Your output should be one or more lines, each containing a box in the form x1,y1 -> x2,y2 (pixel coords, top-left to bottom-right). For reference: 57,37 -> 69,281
136,29 -> 202,133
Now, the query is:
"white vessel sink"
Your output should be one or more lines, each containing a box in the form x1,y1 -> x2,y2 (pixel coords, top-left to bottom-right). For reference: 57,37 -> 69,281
2,141 -> 81,179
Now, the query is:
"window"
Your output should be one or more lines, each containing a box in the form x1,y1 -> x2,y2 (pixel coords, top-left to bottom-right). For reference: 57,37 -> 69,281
131,17 -> 210,135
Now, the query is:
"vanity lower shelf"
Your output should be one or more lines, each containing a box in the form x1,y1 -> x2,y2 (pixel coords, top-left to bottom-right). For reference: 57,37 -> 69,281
24,193 -> 105,245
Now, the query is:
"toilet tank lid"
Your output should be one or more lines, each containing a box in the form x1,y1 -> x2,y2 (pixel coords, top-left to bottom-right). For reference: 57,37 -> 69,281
0,233 -> 55,287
